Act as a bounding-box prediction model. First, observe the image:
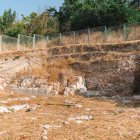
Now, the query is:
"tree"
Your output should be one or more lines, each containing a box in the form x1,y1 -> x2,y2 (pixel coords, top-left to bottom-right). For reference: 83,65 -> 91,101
0,9 -> 16,34
5,7 -> 59,37
5,22 -> 27,37
59,0 -> 140,31
59,0 -> 82,31
28,8 -> 59,35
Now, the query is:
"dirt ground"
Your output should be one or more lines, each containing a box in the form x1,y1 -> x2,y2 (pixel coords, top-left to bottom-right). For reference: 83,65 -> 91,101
0,92 -> 139,140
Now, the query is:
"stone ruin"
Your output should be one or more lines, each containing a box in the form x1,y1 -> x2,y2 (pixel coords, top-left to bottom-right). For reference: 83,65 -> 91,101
46,43 -> 140,98
0,41 -> 140,97
0,41 -> 139,100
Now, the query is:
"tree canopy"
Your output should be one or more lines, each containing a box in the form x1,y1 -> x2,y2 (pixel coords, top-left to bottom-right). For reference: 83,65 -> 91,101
0,0 -> 140,37
59,0 -> 140,31
0,8 -> 59,37
0,9 -> 16,34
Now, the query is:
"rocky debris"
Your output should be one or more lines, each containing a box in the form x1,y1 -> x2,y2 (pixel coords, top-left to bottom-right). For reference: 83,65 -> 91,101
25,104 -> 38,112
112,95 -> 122,101
63,100 -> 76,107
85,91 -> 100,97
75,104 -> 82,108
41,124 -> 62,129
13,76 -> 48,88
75,77 -> 87,90
76,90 -> 101,98
0,106 -> 11,113
63,100 -> 83,108
11,76 -> 88,96
64,86 -> 76,96
68,115 -> 93,124
8,104 -> 29,112
41,130 -> 48,140
100,96 -> 111,100
64,100 -> 75,105
46,82 -> 60,95
122,100 -> 132,104
0,77 -> 7,91
0,104 -> 37,113
20,77 -> 32,87
11,76 -> 60,96
64,76 -> 87,96
133,95 -> 140,100
40,124 -> 62,140
9,73 -> 139,99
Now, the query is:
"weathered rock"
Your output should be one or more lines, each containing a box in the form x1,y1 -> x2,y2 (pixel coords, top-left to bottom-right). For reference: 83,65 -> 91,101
64,76 -> 87,96
85,91 -> 95,97
0,106 -> 11,113
112,95 -> 122,100
122,100 -> 132,104
46,82 -> 60,95
20,77 -> 33,88
133,95 -> 140,100
64,86 -> 75,96
68,115 -> 93,124
11,75 -> 60,95
41,130 -> 48,140
75,104 -> 82,108
77,88 -> 87,95
0,77 -> 7,91
49,90 -> 58,95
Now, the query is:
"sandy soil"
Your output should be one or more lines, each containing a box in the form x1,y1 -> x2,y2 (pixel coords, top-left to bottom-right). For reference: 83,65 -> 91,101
0,92 -> 139,140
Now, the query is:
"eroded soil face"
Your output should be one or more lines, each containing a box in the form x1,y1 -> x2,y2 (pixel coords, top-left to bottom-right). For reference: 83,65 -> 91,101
0,92 -> 139,140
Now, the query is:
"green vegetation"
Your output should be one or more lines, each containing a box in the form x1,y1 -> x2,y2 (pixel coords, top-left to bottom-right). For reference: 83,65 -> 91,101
0,0 -> 140,37
0,8 -> 59,37
59,0 -> 140,31
0,9 -> 16,34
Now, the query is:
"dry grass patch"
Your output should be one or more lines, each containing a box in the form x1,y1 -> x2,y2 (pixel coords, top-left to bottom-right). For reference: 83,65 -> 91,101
0,92 -> 139,140
12,57 -> 78,83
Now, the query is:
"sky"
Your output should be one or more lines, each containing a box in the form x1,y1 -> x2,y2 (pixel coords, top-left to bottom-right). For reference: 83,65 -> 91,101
0,0 -> 64,19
